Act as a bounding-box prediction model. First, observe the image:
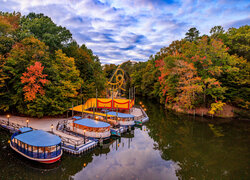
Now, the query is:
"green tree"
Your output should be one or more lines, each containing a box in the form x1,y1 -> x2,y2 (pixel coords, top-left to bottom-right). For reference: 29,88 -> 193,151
20,12 -> 72,52
63,42 -> 106,99
43,49 -> 82,115
210,25 -> 225,39
224,25 -> 250,61
103,64 -> 118,79
185,27 -> 200,42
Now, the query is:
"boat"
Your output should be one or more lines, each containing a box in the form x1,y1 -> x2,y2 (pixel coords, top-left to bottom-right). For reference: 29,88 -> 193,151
10,127 -> 62,164
69,118 -> 111,140
106,111 -> 135,128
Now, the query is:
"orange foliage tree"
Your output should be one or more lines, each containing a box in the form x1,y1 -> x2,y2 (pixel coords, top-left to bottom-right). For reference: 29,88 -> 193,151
21,61 -> 49,101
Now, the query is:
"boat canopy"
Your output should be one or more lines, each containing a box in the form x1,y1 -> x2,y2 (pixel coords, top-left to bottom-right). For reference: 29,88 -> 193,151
73,116 -> 82,120
107,111 -> 135,118
74,118 -> 110,128
14,130 -> 61,147
19,127 -> 32,133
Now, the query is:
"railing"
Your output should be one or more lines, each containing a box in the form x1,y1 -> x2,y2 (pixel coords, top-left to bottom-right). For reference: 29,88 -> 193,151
132,106 -> 148,122
0,119 -> 24,131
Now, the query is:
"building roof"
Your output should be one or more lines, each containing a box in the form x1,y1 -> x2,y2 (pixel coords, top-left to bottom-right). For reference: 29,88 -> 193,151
74,118 -> 110,128
107,111 -> 135,118
15,130 -> 61,147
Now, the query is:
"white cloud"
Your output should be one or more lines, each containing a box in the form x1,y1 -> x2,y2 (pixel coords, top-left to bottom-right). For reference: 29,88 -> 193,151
0,0 -> 249,64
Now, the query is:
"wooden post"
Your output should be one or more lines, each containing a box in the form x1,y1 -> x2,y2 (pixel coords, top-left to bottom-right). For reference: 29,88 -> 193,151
96,88 -> 98,111
116,105 -> 118,123
93,104 -> 95,120
105,105 -> 107,122
129,88 -> 130,113
112,87 -> 114,111
82,98 -> 84,118
134,86 -> 135,101
67,105 -> 68,119
72,102 -> 74,117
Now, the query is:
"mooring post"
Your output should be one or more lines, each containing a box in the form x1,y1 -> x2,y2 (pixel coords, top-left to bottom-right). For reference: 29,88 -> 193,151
72,102 -> 74,117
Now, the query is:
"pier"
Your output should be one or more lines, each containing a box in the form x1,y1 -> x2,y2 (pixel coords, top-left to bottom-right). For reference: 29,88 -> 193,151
0,116 -> 98,155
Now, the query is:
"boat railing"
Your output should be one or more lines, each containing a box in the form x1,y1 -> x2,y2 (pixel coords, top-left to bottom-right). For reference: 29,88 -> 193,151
0,119 -> 24,131
60,136 -> 84,147
132,106 -> 148,121
11,141 -> 61,159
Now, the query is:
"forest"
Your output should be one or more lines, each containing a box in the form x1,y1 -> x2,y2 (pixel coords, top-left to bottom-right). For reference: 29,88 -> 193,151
117,25 -> 249,117
0,12 -> 105,117
0,11 -> 249,118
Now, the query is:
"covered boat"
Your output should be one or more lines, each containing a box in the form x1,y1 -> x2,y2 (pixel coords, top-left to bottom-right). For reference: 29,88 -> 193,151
10,128 -> 62,164
69,118 -> 111,139
107,111 -> 135,128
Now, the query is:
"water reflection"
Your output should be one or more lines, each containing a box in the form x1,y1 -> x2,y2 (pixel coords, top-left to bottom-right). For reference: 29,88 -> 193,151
0,99 -> 249,179
143,99 -> 250,179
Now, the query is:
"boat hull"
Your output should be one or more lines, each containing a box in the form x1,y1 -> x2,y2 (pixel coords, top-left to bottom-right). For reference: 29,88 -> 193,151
10,142 -> 62,164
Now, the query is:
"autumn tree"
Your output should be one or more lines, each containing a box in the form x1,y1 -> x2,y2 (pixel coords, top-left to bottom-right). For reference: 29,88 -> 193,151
3,37 -> 50,114
21,62 -> 49,101
0,12 -> 21,56
0,55 -> 9,111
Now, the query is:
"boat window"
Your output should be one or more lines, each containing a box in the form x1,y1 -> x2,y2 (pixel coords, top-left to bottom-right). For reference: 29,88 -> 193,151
33,146 -> 37,152
39,147 -> 44,153
28,145 -> 32,151
51,146 -> 56,152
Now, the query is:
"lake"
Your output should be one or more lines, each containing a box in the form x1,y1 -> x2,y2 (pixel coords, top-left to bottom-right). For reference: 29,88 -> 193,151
0,99 -> 249,179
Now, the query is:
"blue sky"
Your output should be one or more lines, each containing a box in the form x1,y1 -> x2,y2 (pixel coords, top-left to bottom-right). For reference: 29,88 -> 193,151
0,0 -> 249,64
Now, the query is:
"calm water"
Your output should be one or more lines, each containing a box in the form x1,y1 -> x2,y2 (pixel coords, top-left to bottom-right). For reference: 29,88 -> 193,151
0,99 -> 249,180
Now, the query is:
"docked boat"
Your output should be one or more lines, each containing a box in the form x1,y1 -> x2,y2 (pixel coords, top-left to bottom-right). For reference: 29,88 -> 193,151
69,118 -> 111,139
10,127 -> 62,164
107,111 -> 135,128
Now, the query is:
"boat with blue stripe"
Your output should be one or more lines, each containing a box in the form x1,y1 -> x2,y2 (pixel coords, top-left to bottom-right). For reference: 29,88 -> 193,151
69,117 -> 111,140
10,127 -> 62,164
107,111 -> 135,128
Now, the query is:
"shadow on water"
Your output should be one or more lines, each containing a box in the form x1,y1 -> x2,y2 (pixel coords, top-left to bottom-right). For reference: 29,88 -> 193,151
0,98 -> 250,179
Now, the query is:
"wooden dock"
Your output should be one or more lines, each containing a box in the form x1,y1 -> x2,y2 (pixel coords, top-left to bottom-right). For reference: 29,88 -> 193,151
0,119 -> 25,133
0,118 -> 98,155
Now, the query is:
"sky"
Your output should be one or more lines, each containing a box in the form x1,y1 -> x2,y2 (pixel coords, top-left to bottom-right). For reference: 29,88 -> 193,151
0,0 -> 249,64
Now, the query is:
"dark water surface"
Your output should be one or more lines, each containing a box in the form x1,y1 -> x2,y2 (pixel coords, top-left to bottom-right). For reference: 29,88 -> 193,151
0,99 -> 249,180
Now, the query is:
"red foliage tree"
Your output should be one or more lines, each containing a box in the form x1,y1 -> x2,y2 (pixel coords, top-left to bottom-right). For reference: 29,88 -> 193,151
21,61 -> 49,101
